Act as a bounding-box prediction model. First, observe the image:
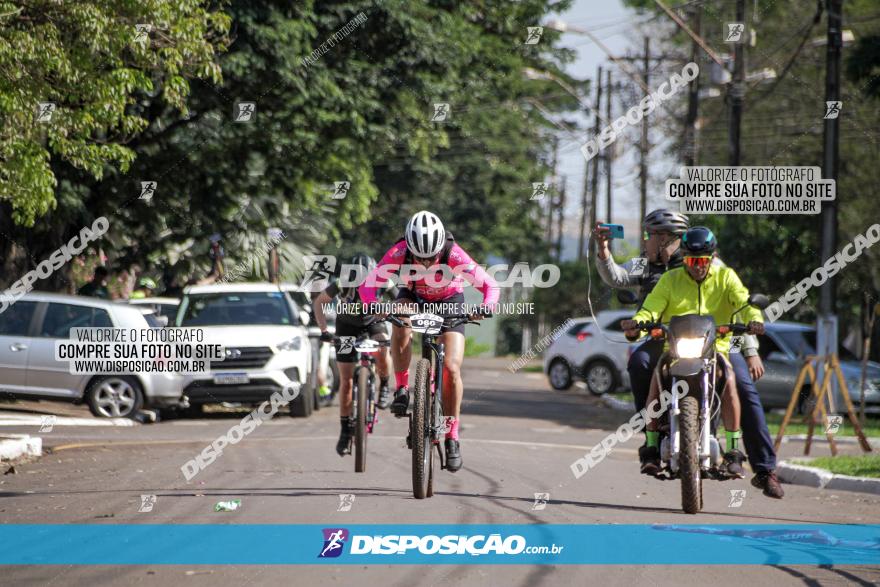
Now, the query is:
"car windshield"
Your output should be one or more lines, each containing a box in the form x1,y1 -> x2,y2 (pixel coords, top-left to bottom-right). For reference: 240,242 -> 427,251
775,329 -> 814,358
179,292 -> 293,326
775,328 -> 860,362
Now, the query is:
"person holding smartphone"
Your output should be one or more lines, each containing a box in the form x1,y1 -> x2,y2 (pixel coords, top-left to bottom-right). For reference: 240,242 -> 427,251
590,210 -> 783,499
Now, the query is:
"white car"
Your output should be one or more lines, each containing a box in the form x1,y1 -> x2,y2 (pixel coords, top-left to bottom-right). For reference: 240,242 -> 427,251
0,293 -> 186,417
542,310 -> 636,394
127,297 -> 180,326
175,283 -> 316,416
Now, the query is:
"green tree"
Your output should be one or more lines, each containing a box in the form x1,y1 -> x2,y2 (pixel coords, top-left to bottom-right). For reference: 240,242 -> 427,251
0,0 -> 230,226
2,0 -> 580,292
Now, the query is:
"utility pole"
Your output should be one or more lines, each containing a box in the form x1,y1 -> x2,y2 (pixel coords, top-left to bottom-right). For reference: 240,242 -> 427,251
577,155 -> 590,261
556,176 -> 567,260
817,0 -> 843,403
605,68 -> 613,225
545,137 -> 559,248
639,37 -> 649,222
820,0 -> 841,317
589,66 -> 602,255
684,4 -> 702,166
729,0 -> 746,166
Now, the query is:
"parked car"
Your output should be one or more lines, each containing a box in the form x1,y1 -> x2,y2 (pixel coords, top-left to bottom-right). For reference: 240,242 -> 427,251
127,297 -> 180,326
281,284 -> 340,405
175,283 -> 316,416
542,310 -> 636,394
0,293 -> 186,417
755,321 -> 880,413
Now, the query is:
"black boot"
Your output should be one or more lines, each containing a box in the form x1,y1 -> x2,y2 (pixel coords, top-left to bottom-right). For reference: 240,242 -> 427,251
639,445 -> 661,476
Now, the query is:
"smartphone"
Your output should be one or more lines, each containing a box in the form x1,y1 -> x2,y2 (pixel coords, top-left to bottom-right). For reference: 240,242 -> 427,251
599,223 -> 624,239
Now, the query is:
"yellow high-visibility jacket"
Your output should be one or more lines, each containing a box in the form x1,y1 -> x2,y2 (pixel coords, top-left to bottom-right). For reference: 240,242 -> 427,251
632,265 -> 763,356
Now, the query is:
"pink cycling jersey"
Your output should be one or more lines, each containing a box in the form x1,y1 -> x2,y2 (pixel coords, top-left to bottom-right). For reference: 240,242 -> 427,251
358,241 -> 500,305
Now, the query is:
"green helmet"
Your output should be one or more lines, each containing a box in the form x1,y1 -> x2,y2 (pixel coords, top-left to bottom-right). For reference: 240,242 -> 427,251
138,277 -> 157,290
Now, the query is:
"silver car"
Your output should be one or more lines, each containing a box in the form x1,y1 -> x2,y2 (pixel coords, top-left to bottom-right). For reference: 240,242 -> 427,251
755,321 -> 880,413
0,293 -> 186,418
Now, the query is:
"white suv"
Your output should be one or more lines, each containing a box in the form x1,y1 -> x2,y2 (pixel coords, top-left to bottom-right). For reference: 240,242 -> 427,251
542,310 -> 636,394
175,283 -> 316,416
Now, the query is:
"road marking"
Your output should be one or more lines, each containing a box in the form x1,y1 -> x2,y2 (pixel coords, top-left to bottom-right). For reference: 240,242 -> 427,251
51,435 -> 638,454
0,414 -> 135,427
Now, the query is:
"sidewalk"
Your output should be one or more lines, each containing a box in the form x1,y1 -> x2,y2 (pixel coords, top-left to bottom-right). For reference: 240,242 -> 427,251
0,434 -> 42,463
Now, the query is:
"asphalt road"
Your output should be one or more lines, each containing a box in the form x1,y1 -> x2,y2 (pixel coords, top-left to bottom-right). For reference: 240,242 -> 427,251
1,358 -> 878,585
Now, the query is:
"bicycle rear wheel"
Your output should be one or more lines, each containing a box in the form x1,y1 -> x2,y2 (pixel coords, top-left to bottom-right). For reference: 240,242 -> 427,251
411,358 -> 432,499
354,366 -> 369,473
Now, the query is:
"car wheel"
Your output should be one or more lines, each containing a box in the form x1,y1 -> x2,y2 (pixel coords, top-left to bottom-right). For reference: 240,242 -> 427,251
289,371 -> 313,418
86,376 -> 143,418
797,387 -> 818,416
548,359 -> 573,391
311,373 -> 321,412
584,359 -> 616,396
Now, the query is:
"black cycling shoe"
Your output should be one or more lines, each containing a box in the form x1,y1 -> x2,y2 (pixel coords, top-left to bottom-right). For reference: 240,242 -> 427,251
445,438 -> 462,472
390,386 -> 409,418
721,449 -> 746,479
639,445 -> 662,476
376,381 -> 393,409
336,419 -> 353,456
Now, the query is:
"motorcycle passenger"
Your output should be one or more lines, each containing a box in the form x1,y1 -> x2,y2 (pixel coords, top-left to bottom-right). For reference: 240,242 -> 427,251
598,212 -> 784,498
358,211 -> 500,472
313,254 -> 392,457
622,227 -> 765,480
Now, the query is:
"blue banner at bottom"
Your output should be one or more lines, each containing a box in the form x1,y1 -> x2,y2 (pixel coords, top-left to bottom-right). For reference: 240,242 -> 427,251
1,524 -> 879,565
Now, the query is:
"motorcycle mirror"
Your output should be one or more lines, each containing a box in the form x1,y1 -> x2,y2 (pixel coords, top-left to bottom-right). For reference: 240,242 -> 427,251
617,290 -> 639,305
748,293 -> 770,309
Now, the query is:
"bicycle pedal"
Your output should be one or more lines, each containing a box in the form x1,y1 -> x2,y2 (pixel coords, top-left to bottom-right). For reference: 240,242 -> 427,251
405,434 -> 412,450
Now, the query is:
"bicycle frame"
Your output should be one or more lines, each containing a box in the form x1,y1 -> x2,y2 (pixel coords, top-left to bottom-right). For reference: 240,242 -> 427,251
418,331 -> 446,443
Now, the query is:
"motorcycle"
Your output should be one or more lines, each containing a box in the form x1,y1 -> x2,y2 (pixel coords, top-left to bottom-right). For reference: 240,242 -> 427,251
631,293 -> 769,514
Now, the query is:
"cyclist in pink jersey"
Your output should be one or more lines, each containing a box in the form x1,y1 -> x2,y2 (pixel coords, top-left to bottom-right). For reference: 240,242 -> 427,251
358,211 -> 499,472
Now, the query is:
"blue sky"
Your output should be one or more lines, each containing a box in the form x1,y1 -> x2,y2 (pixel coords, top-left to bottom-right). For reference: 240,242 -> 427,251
548,0 -> 681,258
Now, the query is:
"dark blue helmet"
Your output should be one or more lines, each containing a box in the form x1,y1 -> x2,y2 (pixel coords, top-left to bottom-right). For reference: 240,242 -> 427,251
681,226 -> 717,256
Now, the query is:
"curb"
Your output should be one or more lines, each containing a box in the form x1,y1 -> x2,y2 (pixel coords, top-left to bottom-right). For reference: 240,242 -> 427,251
779,434 -> 880,448
776,460 -> 880,495
0,434 -> 42,462
601,396 -> 634,411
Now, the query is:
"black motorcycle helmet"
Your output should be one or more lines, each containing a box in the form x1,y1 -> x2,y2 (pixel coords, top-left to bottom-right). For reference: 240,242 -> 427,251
680,226 -> 717,256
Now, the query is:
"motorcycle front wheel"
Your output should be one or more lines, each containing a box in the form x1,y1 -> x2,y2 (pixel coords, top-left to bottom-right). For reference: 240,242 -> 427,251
679,395 -> 703,514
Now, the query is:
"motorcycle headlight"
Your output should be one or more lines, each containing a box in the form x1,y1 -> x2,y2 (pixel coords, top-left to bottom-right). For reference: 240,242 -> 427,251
277,337 -> 303,351
675,337 -> 705,359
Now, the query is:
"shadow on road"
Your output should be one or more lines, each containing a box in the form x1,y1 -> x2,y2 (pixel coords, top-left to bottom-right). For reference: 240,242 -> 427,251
462,385 -> 628,432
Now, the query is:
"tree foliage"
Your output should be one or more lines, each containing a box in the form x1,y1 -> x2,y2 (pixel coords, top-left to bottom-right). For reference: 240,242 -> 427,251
0,0 -> 230,226
1,0 -> 578,292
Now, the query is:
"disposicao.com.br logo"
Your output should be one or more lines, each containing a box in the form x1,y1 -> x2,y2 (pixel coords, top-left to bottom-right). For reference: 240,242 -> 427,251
318,528 -> 563,558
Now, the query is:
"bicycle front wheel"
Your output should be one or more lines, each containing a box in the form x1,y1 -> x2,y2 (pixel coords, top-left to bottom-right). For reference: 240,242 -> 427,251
411,358 -> 432,499
355,366 -> 368,473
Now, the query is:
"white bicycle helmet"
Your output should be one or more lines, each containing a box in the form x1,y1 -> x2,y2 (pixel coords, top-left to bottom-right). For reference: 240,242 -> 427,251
405,210 -> 445,258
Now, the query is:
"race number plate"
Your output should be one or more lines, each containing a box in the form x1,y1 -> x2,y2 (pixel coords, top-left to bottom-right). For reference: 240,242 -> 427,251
354,339 -> 381,353
410,313 -> 443,335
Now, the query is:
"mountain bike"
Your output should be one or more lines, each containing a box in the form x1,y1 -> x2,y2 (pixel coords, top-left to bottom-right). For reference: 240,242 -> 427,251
388,312 -> 481,499
333,333 -> 391,473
